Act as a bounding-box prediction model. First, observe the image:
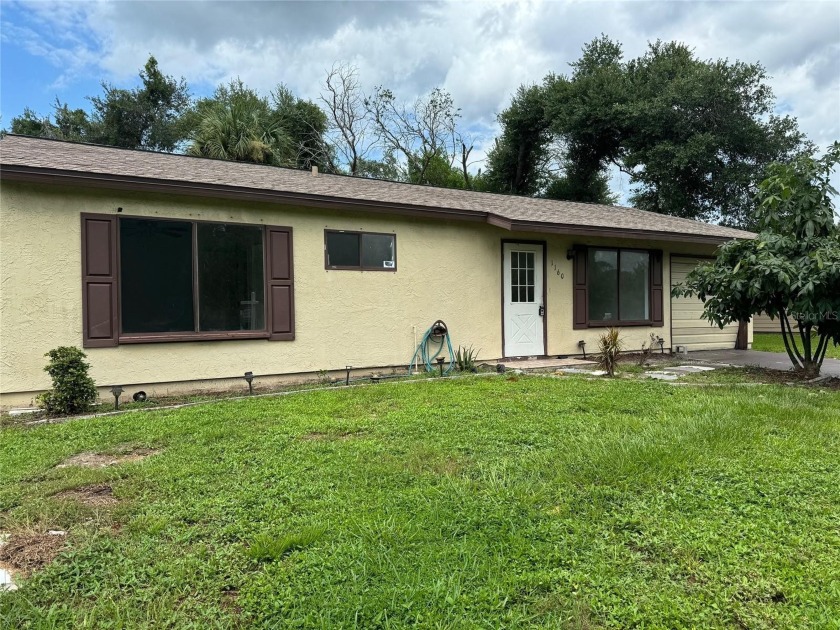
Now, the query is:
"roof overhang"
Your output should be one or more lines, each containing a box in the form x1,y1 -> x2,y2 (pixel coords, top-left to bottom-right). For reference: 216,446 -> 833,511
0,165 -> 740,245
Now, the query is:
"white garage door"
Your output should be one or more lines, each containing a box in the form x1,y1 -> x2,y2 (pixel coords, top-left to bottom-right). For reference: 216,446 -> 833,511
670,257 -> 739,351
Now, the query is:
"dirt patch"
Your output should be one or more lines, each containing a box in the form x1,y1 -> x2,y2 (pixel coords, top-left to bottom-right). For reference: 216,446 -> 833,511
55,483 -> 118,507
0,533 -> 66,576
221,588 -> 242,614
56,447 -> 158,469
300,429 -> 367,441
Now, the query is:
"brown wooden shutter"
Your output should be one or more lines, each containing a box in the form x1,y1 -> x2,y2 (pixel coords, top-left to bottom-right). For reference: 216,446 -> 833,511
572,247 -> 588,330
266,226 -> 294,340
650,250 -> 664,326
81,214 -> 119,348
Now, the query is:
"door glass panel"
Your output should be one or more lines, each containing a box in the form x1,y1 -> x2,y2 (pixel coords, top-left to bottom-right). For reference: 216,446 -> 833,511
511,250 -> 536,303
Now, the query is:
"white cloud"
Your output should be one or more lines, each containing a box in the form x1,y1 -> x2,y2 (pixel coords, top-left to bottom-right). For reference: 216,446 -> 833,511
4,0 -> 839,166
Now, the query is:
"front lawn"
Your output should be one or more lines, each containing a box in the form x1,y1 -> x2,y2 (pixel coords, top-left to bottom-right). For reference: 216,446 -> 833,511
753,331 -> 840,359
1,376 -> 839,628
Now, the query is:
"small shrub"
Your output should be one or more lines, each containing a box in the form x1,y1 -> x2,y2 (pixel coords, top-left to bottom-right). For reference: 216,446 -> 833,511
37,346 -> 97,415
454,345 -> 479,372
247,525 -> 326,562
597,328 -> 624,376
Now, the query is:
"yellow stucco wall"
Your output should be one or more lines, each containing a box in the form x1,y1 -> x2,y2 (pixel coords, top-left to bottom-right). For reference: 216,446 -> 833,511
0,181 -> 722,406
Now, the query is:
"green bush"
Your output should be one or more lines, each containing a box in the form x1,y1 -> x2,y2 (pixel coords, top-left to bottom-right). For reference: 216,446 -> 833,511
37,346 -> 98,415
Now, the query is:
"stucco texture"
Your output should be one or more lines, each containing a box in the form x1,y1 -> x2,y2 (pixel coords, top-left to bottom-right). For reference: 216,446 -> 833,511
1,181 -> 723,405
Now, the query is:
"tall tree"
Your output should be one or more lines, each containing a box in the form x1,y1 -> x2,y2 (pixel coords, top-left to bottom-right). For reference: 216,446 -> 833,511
487,36 -> 811,224
365,86 -> 462,185
320,63 -> 374,175
89,56 -> 191,151
187,79 -> 328,169
483,85 -> 554,196
187,81 -> 284,164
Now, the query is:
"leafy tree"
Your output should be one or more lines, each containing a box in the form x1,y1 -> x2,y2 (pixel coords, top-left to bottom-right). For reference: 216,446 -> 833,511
674,144 -> 840,377
89,56 -> 191,151
187,81 -> 284,164
9,101 -> 92,142
188,80 -> 328,169
483,85 -> 554,196
8,56 -> 190,151
489,36 -> 811,223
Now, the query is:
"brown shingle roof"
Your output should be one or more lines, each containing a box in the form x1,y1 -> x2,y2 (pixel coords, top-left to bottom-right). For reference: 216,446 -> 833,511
0,135 -> 753,242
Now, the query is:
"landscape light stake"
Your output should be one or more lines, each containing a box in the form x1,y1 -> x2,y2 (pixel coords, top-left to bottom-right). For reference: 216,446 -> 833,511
110,386 -> 124,411
370,375 -> 380,384
657,336 -> 665,354
437,356 -> 445,377
346,366 -> 352,386
244,372 -> 254,396
578,340 -> 587,359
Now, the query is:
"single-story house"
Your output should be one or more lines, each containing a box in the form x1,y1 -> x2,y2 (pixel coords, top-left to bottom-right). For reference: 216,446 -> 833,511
0,135 -> 753,407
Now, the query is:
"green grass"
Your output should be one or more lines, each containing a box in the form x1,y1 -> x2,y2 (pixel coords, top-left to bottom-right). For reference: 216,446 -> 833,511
753,332 -> 840,359
1,376 -> 839,628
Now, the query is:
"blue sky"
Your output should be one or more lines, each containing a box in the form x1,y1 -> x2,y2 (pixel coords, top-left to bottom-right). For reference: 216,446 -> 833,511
2,0 -> 838,198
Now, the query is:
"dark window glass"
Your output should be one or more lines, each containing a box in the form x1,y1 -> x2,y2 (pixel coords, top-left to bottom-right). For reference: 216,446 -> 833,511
120,218 -> 194,333
587,249 -> 618,321
326,232 -> 361,267
619,251 -> 650,321
197,223 -> 265,331
362,234 -> 395,269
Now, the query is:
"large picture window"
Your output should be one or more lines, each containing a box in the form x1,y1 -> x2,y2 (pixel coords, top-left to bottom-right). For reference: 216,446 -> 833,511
573,246 -> 661,328
325,230 -> 396,271
81,213 -> 293,347
120,218 -> 265,335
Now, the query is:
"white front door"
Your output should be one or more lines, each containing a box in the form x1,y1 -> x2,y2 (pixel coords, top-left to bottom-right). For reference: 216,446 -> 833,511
503,242 -> 545,357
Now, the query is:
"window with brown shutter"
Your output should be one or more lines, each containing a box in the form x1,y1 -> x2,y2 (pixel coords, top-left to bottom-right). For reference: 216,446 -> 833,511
572,246 -> 663,328
80,214 -> 294,346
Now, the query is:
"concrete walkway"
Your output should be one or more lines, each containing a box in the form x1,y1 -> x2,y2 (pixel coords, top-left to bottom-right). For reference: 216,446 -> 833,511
688,349 -> 840,378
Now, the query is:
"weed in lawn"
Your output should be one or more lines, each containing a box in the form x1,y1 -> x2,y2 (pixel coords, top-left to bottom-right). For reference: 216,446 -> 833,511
247,526 -> 326,562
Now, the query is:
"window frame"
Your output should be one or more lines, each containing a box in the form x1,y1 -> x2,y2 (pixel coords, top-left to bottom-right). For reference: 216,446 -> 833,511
580,246 -> 658,328
116,215 -> 272,344
324,229 -> 397,272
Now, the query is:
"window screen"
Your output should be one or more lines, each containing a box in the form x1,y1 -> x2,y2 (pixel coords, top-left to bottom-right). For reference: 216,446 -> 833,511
120,218 -> 267,335
197,223 -> 265,331
325,231 -> 361,267
120,218 -> 194,333
619,250 -> 650,321
325,231 -> 396,270
587,249 -> 618,321
586,248 -> 651,323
